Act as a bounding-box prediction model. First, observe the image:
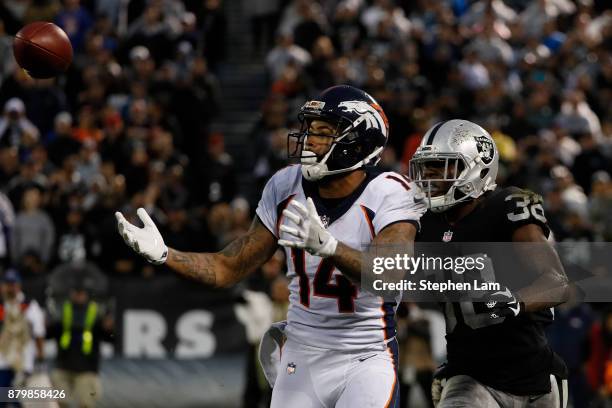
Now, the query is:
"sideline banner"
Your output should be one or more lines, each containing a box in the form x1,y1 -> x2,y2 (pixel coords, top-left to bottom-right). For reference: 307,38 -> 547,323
110,276 -> 248,358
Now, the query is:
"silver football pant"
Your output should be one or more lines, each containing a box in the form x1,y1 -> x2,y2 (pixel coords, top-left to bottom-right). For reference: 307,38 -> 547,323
438,374 -> 568,408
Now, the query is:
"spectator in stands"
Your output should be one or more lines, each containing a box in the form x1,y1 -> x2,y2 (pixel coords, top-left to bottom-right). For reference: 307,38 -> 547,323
330,1 -> 367,55
206,202 -> 233,250
0,20 -> 15,87
278,0 -> 326,39
458,49 -> 490,91
175,12 -> 200,54
127,45 -> 156,85
466,19 -> 514,65
550,165 -> 589,221
11,185 -> 55,267
195,132 -> 236,206
12,78 -> 67,138
556,90 -> 602,141
546,123 -> 581,168
292,0 -> 328,53
361,0 -> 410,39
184,56 -> 221,128
56,207 -> 94,263
54,0 -> 93,52
199,0 -> 227,70
305,36 -> 336,92
266,33 -> 311,81
0,98 -> 39,151
48,279 -> 114,408
161,204 -> 213,254
126,2 -> 174,64
572,132 -> 611,194
46,112 -> 79,161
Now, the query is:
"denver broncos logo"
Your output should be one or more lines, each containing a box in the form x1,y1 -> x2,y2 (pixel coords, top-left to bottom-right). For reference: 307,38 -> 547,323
338,101 -> 389,137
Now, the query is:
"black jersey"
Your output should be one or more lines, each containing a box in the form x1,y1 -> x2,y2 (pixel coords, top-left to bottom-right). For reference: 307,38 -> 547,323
417,186 -> 567,395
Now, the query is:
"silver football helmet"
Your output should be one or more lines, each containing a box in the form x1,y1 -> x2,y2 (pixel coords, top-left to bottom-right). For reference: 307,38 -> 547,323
409,119 -> 498,212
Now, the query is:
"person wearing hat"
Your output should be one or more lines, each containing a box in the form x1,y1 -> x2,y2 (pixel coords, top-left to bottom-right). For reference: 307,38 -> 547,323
0,269 -> 45,392
0,98 -> 39,149
550,164 -> 589,221
127,45 -> 155,84
48,280 -> 113,408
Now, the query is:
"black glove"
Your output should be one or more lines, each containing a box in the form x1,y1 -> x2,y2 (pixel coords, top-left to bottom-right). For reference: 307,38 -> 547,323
474,287 -> 524,320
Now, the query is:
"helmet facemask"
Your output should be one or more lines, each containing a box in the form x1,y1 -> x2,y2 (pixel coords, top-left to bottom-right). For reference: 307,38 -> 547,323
409,153 -> 473,212
288,113 -> 383,181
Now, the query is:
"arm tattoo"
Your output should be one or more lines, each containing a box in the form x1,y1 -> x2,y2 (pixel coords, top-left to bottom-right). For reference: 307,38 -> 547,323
167,250 -> 217,286
166,217 -> 277,288
374,223 -> 417,246
332,222 -> 417,283
332,243 -> 363,282
219,230 -> 272,282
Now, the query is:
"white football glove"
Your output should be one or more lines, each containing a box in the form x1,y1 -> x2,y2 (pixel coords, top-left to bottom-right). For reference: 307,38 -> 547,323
278,197 -> 338,257
115,208 -> 168,265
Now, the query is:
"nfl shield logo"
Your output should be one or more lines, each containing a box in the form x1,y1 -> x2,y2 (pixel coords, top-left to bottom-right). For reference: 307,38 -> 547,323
442,230 -> 453,242
287,362 -> 296,375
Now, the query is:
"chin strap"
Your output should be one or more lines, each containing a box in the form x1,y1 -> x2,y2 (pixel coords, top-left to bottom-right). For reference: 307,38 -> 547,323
301,145 -> 384,181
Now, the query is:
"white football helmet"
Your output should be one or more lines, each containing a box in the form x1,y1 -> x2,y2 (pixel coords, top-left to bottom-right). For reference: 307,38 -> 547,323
409,119 -> 498,212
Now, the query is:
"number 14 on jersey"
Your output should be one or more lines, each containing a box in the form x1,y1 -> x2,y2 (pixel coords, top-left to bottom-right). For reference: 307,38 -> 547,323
291,248 -> 358,313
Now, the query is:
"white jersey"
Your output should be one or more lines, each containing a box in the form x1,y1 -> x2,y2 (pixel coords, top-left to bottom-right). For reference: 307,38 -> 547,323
256,165 -> 425,351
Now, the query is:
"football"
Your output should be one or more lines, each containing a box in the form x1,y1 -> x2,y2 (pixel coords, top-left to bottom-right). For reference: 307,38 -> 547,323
13,21 -> 73,79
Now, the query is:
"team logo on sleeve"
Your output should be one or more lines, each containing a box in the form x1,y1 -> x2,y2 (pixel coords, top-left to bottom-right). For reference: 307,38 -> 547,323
474,135 -> 494,164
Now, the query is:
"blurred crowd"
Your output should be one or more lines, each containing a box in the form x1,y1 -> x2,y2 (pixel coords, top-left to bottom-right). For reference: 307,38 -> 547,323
0,0 -> 230,279
0,0 -> 611,407
251,0 -> 612,244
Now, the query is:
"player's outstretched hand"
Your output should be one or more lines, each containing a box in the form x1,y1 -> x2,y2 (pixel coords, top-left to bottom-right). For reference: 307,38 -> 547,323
115,208 -> 168,265
278,197 -> 338,257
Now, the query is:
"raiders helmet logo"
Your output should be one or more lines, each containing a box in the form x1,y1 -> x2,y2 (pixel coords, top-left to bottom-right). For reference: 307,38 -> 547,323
320,215 -> 330,228
474,136 -> 494,164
